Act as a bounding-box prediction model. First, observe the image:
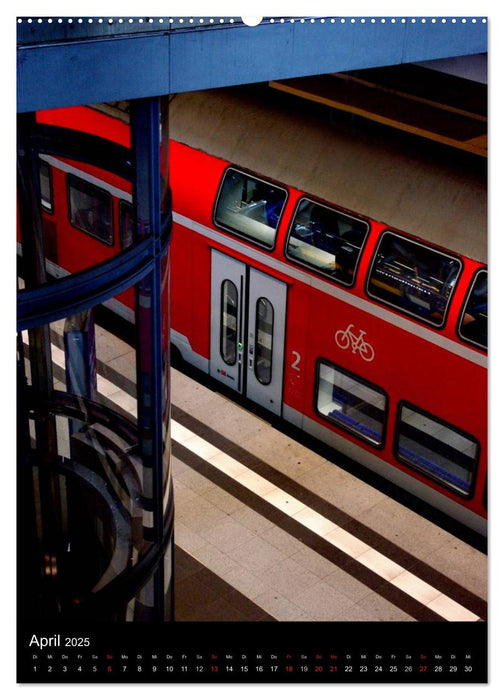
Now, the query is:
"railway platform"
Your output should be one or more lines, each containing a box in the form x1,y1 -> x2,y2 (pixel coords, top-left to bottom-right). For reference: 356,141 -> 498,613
82,322 -> 487,623
170,367 -> 486,623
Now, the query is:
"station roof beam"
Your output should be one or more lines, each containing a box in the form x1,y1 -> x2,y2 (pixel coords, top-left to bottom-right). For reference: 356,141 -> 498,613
17,16 -> 487,113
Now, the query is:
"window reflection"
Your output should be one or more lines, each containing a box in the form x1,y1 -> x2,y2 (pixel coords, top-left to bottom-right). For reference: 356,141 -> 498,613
39,159 -> 53,213
214,168 -> 286,248
220,279 -> 238,365
396,403 -> 478,496
459,269 -> 487,350
255,297 -> 274,385
119,200 -> 135,250
67,174 -> 113,245
367,232 -> 461,326
316,360 -> 387,446
287,198 -> 368,285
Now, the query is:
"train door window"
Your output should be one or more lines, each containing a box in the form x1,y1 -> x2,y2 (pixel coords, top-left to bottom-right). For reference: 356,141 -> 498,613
254,298 -> 274,385
315,360 -> 387,447
119,200 -> 134,250
67,173 -> 113,245
458,269 -> 487,350
220,280 -> 239,365
395,402 -> 478,497
39,159 -> 53,213
286,198 -> 369,286
214,168 -> 287,249
366,232 -> 461,327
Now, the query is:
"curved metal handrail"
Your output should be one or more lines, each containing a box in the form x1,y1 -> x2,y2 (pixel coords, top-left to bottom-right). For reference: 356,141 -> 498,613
18,236 -> 156,330
23,389 -> 174,620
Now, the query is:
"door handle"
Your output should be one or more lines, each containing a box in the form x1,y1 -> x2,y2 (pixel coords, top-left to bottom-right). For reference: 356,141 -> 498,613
248,341 -> 254,369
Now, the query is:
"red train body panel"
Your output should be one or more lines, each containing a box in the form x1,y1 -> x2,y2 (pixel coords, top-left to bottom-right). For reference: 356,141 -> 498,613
167,140 -> 487,533
24,97 -> 487,535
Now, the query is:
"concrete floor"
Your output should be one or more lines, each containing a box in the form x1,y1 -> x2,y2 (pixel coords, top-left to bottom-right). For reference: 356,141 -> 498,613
46,319 -> 487,623
170,367 -> 487,623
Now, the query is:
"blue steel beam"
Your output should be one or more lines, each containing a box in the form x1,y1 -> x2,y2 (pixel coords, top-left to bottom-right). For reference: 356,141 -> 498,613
131,97 -> 172,619
17,17 -> 487,112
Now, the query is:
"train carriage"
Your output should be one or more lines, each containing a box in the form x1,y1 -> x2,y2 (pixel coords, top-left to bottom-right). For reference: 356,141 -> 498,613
27,84 -> 487,535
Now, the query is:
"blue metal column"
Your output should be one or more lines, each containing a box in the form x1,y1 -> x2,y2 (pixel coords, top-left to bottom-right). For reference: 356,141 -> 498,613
131,97 -> 173,621
17,102 -> 174,623
17,112 -> 61,605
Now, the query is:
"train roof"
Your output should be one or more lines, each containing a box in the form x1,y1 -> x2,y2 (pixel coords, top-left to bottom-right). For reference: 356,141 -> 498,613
169,84 -> 487,264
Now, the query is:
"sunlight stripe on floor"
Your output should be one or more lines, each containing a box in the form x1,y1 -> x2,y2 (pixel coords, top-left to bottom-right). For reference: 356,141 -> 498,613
170,420 -> 480,623
40,335 -> 481,623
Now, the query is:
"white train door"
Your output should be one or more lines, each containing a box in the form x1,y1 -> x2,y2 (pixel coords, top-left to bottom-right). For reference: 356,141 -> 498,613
210,249 -> 287,415
210,251 -> 246,394
246,267 -> 287,414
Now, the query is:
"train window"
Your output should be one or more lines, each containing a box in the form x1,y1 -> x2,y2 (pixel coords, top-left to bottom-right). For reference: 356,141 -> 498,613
395,402 -> 478,497
458,269 -> 487,350
214,168 -> 287,249
220,280 -> 239,365
315,360 -> 387,447
254,298 -> 274,385
119,200 -> 134,250
286,198 -> 369,285
366,232 -> 461,327
67,173 -> 113,245
39,159 -> 53,213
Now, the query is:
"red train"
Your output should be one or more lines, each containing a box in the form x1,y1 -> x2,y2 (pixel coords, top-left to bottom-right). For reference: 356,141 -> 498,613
28,86 -> 487,535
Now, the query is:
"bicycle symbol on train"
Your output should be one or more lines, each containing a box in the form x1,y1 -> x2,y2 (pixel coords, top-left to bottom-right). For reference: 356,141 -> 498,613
335,324 -> 375,362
